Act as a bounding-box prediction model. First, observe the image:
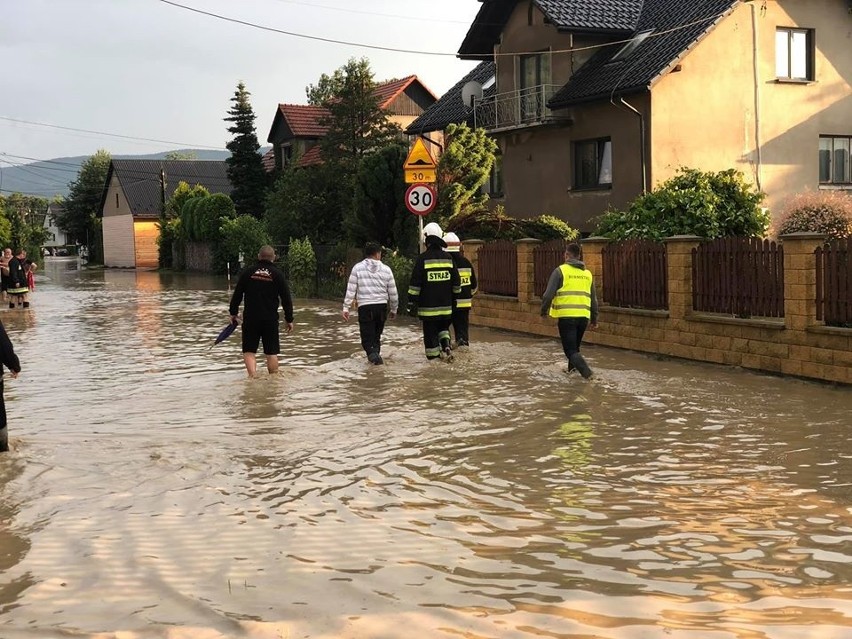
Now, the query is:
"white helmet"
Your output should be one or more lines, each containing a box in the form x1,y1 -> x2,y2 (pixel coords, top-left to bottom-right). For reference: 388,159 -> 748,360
443,232 -> 461,252
423,222 -> 443,240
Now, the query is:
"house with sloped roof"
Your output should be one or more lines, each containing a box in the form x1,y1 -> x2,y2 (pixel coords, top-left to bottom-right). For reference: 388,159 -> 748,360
414,0 -> 852,233
266,75 -> 438,171
99,159 -> 232,268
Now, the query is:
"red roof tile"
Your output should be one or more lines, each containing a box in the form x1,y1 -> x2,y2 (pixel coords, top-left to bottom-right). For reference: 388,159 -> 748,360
373,75 -> 437,107
261,148 -> 275,172
276,104 -> 330,137
296,145 -> 323,167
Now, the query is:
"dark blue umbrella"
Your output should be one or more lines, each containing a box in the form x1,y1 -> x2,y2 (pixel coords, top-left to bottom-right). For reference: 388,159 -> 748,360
212,320 -> 239,347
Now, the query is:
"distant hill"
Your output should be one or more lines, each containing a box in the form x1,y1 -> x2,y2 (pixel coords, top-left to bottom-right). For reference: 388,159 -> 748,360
0,147 -> 271,199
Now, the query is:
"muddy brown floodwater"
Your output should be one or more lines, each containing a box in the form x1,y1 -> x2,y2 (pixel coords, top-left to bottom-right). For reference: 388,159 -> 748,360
0,260 -> 850,639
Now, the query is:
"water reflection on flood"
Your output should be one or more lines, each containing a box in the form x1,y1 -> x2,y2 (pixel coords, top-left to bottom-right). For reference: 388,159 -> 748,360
0,262 -> 850,638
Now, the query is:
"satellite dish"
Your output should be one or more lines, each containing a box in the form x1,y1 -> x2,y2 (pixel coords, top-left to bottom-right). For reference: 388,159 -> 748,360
461,81 -> 483,109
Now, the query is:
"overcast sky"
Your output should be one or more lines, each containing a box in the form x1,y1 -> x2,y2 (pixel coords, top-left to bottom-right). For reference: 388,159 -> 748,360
0,0 -> 482,162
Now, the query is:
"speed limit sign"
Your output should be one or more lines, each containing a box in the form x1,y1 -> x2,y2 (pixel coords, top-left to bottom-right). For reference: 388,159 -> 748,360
405,183 -> 437,216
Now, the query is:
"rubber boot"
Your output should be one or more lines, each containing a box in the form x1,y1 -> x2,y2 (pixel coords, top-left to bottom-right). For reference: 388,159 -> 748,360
0,427 -> 8,453
367,348 -> 383,365
568,353 -> 593,379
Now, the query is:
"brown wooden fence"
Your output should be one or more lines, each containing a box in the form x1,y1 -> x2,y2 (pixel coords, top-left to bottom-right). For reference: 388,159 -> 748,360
533,239 -> 568,297
692,237 -> 784,318
816,238 -> 852,327
602,240 -> 668,310
478,240 -> 518,296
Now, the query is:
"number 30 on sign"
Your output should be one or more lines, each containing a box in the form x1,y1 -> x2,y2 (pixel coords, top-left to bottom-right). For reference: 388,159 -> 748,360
405,183 -> 437,216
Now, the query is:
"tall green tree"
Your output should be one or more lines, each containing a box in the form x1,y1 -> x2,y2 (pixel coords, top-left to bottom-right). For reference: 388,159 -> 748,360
300,58 -> 403,243
0,194 -> 41,252
60,149 -> 111,253
315,59 -> 402,173
349,143 -> 418,256
435,123 -> 497,224
224,81 -> 268,219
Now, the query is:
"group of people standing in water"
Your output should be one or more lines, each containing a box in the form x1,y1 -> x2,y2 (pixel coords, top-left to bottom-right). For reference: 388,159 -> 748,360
0,247 -> 36,309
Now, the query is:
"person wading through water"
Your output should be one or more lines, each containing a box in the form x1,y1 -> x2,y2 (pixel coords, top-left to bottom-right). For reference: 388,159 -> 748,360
442,232 -> 477,349
342,242 -> 398,365
540,242 -> 598,378
407,222 -> 461,361
229,245 -> 294,378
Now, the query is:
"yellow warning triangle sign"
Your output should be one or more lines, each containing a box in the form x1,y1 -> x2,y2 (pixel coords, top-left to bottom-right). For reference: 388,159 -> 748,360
403,138 -> 436,170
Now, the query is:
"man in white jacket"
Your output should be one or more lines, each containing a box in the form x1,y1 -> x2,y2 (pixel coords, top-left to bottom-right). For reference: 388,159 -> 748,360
342,242 -> 399,365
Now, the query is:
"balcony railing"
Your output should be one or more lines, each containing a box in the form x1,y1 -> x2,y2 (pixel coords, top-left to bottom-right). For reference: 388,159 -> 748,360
474,84 -> 561,131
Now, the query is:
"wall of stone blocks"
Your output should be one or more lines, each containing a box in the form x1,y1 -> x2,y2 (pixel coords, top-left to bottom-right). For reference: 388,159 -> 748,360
462,234 -> 851,385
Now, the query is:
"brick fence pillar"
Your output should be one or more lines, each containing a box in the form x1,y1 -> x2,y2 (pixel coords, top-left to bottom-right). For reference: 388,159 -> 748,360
463,239 -> 484,281
779,232 -> 826,331
664,235 -> 702,321
581,237 -> 608,304
516,238 -> 541,303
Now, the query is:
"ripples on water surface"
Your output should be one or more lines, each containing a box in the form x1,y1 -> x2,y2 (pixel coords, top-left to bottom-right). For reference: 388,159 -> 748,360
0,263 -> 850,639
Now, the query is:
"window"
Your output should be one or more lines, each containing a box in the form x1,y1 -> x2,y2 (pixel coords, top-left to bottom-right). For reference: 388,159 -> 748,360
820,136 -> 851,184
574,138 -> 612,189
487,152 -> 504,197
519,52 -> 551,122
776,28 -> 814,80
280,143 -> 293,167
610,30 -> 653,63
115,192 -> 119,209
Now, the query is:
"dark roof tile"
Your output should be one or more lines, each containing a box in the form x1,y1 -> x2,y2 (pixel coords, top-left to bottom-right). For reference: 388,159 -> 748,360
549,0 -> 738,107
405,61 -> 496,135
101,159 -> 232,218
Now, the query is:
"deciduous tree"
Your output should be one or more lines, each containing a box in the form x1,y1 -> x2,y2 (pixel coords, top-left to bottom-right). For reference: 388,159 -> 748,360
60,149 -> 111,255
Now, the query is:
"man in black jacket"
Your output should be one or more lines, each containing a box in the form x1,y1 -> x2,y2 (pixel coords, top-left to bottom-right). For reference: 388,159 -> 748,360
229,245 -> 294,378
0,319 -> 21,452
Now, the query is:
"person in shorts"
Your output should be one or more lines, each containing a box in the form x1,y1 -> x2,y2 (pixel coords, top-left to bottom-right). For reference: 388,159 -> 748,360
228,245 -> 294,378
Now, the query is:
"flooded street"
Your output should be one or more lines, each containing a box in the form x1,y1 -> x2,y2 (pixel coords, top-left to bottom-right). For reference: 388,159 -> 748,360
1,259 -> 851,639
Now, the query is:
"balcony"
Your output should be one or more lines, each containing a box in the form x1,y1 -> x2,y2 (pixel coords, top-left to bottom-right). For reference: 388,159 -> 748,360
474,84 -> 562,132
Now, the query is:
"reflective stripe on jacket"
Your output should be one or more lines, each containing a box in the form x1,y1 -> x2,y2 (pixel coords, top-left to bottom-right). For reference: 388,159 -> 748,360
408,247 -> 460,319
549,263 -> 593,319
452,255 -> 477,309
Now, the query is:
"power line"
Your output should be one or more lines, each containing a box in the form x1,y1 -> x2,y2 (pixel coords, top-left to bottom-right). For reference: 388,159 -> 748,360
267,0 -> 470,25
0,115 -> 224,150
158,1 -> 732,59
158,0 -> 456,56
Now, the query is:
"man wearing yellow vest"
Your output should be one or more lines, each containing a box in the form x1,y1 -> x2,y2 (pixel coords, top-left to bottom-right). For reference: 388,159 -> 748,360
540,243 -> 598,378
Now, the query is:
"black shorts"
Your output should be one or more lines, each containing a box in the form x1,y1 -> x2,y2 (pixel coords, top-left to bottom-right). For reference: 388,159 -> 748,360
241,318 -> 280,355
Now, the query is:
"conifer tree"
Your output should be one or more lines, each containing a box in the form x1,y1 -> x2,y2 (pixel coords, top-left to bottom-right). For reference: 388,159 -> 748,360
224,82 -> 267,219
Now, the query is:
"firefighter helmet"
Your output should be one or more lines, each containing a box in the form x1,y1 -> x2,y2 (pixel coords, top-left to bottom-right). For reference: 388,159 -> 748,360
423,222 -> 443,240
443,232 -> 461,252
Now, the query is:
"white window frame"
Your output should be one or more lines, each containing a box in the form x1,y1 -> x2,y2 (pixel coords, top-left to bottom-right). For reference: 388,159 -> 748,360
776,27 -> 814,81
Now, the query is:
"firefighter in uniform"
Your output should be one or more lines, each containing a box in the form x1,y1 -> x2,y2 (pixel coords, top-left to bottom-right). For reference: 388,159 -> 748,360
540,242 -> 598,378
443,232 -> 477,348
407,222 -> 461,360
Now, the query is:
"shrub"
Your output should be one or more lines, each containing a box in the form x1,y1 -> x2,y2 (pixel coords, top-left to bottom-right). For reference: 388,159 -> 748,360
218,215 -> 271,274
383,249 -> 413,310
594,168 -> 768,240
287,237 -> 317,298
446,205 -> 579,242
157,218 -> 182,269
196,193 -> 236,241
774,191 -> 852,240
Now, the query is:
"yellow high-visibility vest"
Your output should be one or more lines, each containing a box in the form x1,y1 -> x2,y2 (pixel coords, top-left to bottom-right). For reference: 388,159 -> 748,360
549,264 -> 593,319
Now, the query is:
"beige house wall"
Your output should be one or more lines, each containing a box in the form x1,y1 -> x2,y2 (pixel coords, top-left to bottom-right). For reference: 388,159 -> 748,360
102,213 -> 136,268
101,173 -> 132,219
651,0 -> 852,215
